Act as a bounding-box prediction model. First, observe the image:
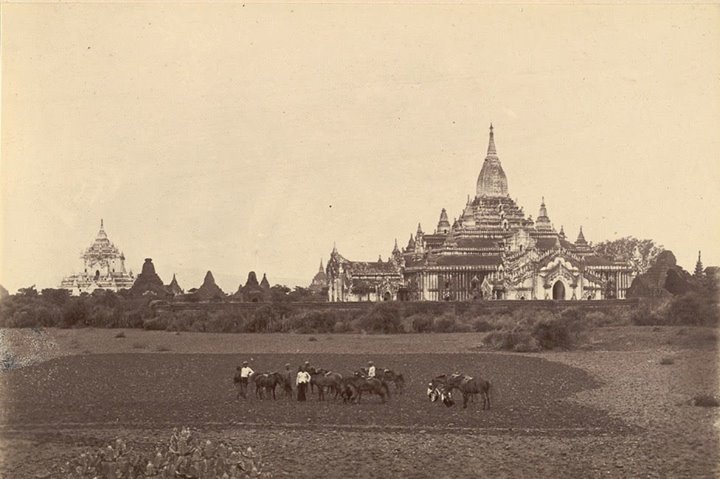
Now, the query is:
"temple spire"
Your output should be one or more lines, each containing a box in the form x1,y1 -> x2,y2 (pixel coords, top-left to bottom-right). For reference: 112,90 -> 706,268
100,218 -> 104,229
694,250 -> 704,277
319,259 -> 324,272
539,197 -> 548,218
486,123 -> 497,158
576,226 -> 587,245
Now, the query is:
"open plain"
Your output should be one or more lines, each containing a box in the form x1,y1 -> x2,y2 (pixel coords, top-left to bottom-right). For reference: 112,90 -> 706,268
0,326 -> 718,478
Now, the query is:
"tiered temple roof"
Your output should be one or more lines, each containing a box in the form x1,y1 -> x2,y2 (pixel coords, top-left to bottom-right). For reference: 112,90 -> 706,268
324,124 -> 633,301
60,220 -> 135,294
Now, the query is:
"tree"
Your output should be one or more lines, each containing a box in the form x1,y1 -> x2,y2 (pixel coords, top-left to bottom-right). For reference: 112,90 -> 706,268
41,288 -> 71,306
17,285 -> 38,297
287,286 -> 317,302
594,237 -> 664,275
269,285 -> 291,303
351,280 -> 373,301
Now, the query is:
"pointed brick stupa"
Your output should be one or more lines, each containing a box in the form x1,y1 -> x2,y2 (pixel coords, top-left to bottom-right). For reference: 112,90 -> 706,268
476,124 -> 509,198
309,260 -> 328,294
166,274 -> 184,296
260,273 -> 270,289
235,271 -> 267,302
130,258 -> 169,296
436,208 -> 451,234
195,270 -> 225,300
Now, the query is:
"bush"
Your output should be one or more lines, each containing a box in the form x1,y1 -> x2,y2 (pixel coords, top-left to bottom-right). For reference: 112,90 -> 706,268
631,307 -> 668,326
142,316 -> 169,331
61,299 -> 90,328
433,314 -> 471,333
691,394 -> 720,408
472,319 -> 493,332
659,357 -> 674,365
667,293 -> 718,326
55,427 -> 270,478
585,311 -> 612,327
483,330 -> 541,352
408,313 -> 434,333
289,310 -> 337,334
531,318 -> 575,350
358,303 -> 403,333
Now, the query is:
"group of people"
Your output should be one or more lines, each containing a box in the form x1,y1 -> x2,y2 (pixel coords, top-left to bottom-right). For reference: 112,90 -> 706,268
235,360 -> 378,401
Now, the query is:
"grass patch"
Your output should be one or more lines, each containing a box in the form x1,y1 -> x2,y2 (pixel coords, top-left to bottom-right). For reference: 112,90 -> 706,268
659,357 -> 674,365
308,336 -> 318,342
156,345 -> 171,352
132,342 -> 147,349
114,331 -> 126,339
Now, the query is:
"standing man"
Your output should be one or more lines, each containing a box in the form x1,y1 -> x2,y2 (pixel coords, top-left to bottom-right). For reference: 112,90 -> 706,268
367,361 -> 376,378
296,366 -> 310,402
238,361 -> 254,399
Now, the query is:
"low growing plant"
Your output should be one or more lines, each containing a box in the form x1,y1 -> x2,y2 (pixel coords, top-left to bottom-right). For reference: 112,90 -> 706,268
56,427 -> 270,478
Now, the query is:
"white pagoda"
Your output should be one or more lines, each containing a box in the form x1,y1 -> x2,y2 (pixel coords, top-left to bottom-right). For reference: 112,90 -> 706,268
59,220 -> 135,295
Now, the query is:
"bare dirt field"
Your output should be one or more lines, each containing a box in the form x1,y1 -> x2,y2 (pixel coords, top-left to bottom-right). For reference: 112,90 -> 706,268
0,327 -> 718,478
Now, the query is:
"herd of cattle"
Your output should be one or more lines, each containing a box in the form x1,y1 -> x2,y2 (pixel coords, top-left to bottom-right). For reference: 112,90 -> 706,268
234,366 -> 491,409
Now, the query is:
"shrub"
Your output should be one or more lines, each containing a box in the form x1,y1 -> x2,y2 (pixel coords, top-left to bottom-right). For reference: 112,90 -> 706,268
691,394 -> 720,408
61,299 -> 90,328
631,307 -> 667,326
667,293 -> 718,326
531,318 -> 575,350
358,303 -> 403,333
472,319 -> 493,332
585,311 -> 612,327
206,311 -> 243,333
114,331 -> 126,339
54,427 -> 270,478
659,357 -> 674,365
142,316 -> 169,331
433,314 -> 471,333
409,313 -> 434,333
290,310 -> 337,334
483,330 -> 541,352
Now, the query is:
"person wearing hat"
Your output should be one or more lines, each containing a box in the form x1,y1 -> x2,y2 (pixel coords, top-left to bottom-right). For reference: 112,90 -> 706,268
367,360 -> 376,378
238,361 -> 254,399
283,363 -> 294,399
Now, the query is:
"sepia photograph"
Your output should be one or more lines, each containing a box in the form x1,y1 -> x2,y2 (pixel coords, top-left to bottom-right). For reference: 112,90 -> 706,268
1,2 -> 719,478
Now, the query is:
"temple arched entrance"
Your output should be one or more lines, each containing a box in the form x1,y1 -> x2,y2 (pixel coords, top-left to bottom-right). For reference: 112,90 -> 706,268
383,292 -> 392,301
552,281 -> 565,300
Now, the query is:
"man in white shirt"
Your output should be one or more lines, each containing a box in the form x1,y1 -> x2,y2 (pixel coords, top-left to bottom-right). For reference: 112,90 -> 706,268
238,361 -> 254,399
367,361 -> 376,378
296,366 -> 311,402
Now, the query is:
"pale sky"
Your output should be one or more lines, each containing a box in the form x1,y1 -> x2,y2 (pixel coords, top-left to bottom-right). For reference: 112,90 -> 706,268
2,3 -> 719,293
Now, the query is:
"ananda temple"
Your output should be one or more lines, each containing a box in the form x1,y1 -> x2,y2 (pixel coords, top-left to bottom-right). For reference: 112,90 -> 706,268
326,125 -> 635,302
60,220 -> 136,295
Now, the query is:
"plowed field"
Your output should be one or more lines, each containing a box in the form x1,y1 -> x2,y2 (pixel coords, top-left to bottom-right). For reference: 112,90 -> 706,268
0,328 -> 717,478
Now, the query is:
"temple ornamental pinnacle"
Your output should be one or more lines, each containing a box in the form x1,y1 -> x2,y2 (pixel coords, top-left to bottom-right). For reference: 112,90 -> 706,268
326,125 -> 634,302
60,220 -> 136,295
